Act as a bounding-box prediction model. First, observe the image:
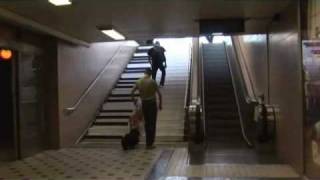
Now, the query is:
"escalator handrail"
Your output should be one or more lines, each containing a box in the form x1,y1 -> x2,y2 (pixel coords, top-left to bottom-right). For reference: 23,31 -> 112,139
231,37 -> 258,103
184,44 -> 193,110
223,42 -> 253,147
199,42 -> 206,138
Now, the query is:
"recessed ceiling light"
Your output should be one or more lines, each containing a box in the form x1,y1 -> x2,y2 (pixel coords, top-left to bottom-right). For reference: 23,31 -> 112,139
101,29 -> 126,40
48,0 -> 72,6
212,32 -> 224,36
126,41 -> 139,47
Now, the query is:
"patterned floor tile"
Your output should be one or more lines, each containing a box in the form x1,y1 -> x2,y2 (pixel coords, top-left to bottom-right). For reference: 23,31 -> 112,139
166,149 -> 300,179
0,148 -> 161,180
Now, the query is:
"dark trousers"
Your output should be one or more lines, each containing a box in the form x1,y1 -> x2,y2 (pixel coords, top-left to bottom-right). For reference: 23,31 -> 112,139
152,64 -> 166,86
142,99 -> 158,146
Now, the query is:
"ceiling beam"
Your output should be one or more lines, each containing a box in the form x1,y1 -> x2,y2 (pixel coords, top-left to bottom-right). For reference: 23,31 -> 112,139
0,7 -> 90,47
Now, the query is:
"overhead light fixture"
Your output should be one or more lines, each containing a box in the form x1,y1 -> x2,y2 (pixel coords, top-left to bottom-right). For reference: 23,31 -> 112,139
126,41 -> 139,47
98,26 -> 125,40
48,0 -> 72,6
212,32 -> 224,36
101,29 -> 125,40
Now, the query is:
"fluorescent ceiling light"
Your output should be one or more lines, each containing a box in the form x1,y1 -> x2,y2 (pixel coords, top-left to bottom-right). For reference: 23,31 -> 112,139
199,36 -> 209,44
212,32 -> 224,36
48,0 -> 72,6
126,41 -> 139,47
101,29 -> 125,40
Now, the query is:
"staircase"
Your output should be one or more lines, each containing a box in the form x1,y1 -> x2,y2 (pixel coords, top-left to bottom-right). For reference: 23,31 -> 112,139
202,43 -> 242,142
81,45 -> 189,145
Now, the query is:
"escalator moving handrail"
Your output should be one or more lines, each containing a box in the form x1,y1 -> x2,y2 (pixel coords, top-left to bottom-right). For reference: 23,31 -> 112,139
223,42 -> 253,147
199,42 -> 206,139
184,45 -> 193,110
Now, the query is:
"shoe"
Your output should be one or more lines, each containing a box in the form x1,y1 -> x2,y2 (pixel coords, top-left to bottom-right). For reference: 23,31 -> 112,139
146,145 -> 156,150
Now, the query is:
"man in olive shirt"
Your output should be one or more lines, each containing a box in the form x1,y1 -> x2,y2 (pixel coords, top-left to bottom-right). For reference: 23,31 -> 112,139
131,68 -> 162,149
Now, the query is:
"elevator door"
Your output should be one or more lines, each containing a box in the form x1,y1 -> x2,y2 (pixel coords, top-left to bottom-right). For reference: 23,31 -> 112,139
0,56 -> 16,161
17,50 -> 45,158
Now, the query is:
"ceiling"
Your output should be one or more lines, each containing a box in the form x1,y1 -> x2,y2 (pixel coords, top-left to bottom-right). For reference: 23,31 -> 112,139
0,0 -> 293,43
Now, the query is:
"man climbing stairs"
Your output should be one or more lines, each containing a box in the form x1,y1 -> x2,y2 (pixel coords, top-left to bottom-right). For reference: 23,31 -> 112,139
81,43 -> 190,146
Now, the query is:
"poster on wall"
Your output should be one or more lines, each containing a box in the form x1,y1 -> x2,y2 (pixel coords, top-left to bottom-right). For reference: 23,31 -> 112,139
303,40 -> 320,175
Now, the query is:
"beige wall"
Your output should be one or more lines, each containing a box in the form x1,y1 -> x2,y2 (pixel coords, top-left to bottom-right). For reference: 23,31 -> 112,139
235,35 -> 268,100
235,2 -> 303,173
57,42 -> 135,147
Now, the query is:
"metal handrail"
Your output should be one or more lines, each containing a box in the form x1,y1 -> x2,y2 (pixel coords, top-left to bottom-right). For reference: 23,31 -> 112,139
231,37 -> 258,103
199,42 -> 206,139
224,42 -> 253,147
184,44 -> 193,110
183,44 -> 193,140
64,45 -> 123,114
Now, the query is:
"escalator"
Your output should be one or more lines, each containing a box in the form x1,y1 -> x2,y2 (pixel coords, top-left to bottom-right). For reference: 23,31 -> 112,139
188,39 -> 280,165
202,43 -> 243,143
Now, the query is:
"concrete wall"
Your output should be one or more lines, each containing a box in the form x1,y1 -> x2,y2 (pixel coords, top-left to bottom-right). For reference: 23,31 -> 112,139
234,35 -> 268,100
268,2 -> 303,173
57,42 -> 135,147
235,2 -> 303,173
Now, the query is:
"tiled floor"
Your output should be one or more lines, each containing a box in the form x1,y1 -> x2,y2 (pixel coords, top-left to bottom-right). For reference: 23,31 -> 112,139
0,147 -> 302,180
159,177 -> 302,180
189,141 -> 281,165
165,148 -> 300,179
0,148 -> 161,180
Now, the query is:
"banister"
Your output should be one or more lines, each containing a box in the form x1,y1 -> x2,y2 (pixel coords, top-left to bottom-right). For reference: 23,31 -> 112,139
64,45 -> 123,114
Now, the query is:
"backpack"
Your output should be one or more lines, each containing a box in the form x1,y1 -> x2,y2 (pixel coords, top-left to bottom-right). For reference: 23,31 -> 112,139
121,128 -> 140,150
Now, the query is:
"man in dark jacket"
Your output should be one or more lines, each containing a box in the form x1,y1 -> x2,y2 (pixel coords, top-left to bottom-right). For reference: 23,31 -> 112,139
147,41 -> 167,87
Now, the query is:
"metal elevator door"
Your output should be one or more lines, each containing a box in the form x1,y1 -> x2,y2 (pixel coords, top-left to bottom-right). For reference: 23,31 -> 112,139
17,49 -> 45,158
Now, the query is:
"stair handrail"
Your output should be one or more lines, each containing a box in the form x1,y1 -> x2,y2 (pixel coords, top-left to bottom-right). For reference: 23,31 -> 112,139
231,37 -> 258,103
64,45 -> 123,114
223,42 -> 253,147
